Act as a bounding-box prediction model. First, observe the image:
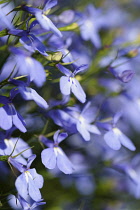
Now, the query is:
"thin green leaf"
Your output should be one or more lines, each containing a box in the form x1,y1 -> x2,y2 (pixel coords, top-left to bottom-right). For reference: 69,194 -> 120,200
0,29 -> 8,37
0,0 -> 10,4
59,22 -> 79,31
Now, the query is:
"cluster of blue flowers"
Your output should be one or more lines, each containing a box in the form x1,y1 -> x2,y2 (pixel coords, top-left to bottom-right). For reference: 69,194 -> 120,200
1,0 -> 140,209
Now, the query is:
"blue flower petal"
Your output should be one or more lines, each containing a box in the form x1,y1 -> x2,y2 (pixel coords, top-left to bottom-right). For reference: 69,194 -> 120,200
74,64 -> 88,75
56,147 -> 74,174
104,129 -> 121,150
118,131 -> 136,151
0,107 -> 12,130
29,168 -> 44,189
60,76 -> 72,95
87,124 -> 101,135
19,87 -> 48,109
28,174 -> 42,201
41,148 -> 57,169
57,64 -> 71,76
43,0 -> 58,11
12,109 -> 27,133
77,121 -> 90,141
53,130 -> 60,143
27,155 -> 36,169
15,173 -> 28,200
29,34 -> 48,56
57,132 -> 68,144
35,12 -> 62,37
71,78 -> 86,103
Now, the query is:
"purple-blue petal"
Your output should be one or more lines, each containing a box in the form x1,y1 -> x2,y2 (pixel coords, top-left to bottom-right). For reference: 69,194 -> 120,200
12,108 -> 27,133
87,124 -> 101,135
28,175 -> 42,201
41,148 -> 56,169
8,157 -> 25,173
0,107 -> 12,130
29,34 -> 48,56
118,132 -> 136,151
57,132 -> 68,144
27,154 -> 36,169
104,129 -> 121,150
60,76 -> 72,95
29,168 -> 44,189
19,87 -> 48,109
57,64 -> 71,76
15,173 -> 28,200
74,64 -> 88,75
77,121 -> 90,141
35,12 -> 62,37
43,0 -> 58,11
56,147 -> 74,174
22,5 -> 41,15
71,78 -> 86,103
53,130 -> 60,143
15,55 -> 46,87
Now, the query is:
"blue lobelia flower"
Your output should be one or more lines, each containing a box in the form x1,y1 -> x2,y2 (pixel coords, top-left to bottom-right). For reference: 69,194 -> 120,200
15,154 -> 44,202
22,0 -> 62,37
98,112 -> 136,151
56,63 -> 88,103
65,103 -> 101,141
40,130 -> 74,174
112,154 -> 140,199
0,89 -> 26,132
0,130 -> 32,165
74,103 -> 100,141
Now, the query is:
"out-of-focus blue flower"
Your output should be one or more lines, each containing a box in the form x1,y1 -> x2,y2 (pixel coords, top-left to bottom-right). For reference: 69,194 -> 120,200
57,63 -> 88,103
15,154 -> 44,202
119,76 -> 140,132
109,57 -> 135,83
0,47 -> 46,87
98,112 -> 136,151
0,89 -> 26,132
22,0 -> 62,37
57,10 -> 75,24
78,4 -> 103,48
40,130 -> 74,174
66,102 -> 101,141
75,175 -> 95,195
100,55 -> 135,83
0,3 -> 14,30
111,154 -> 140,199
48,102 -> 100,141
109,67 -> 134,83
126,154 -> 140,199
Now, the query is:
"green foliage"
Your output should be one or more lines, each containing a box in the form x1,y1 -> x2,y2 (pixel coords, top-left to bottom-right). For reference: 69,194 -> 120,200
0,29 -> 8,37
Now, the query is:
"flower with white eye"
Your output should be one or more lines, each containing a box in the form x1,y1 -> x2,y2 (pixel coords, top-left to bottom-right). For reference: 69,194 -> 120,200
40,130 -> 74,174
57,64 -> 88,103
